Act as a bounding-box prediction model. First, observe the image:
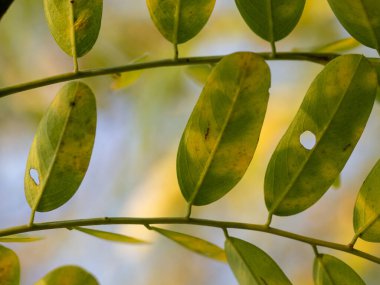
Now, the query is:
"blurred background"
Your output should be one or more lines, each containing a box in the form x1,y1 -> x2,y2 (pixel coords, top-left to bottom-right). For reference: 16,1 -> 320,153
0,0 -> 380,284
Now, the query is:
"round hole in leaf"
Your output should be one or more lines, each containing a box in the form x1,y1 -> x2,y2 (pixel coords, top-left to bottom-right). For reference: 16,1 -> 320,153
300,131 -> 316,150
29,168 -> 40,185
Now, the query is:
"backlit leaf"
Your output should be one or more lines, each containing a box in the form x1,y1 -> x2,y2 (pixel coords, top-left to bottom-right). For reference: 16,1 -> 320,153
0,234 -> 43,243
74,227 -> 147,244
265,55 -> 377,217
225,237 -> 291,285
146,0 -> 216,44
313,254 -> 365,285
43,0 -> 103,57
185,64 -> 214,86
35,265 -> 98,285
0,245 -> 20,285
24,81 -> 97,213
313,38 -> 361,53
235,0 -> 306,42
151,227 -> 226,262
177,52 -> 270,206
327,0 -> 380,51
353,159 -> 380,242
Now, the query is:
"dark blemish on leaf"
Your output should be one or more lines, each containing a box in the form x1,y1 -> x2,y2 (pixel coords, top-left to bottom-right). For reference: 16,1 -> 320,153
205,127 -> 210,140
343,143 -> 352,151
70,101 -> 76,107
70,0 -> 74,3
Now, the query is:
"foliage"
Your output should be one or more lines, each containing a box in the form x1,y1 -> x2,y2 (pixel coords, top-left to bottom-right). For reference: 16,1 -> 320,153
0,0 -> 380,284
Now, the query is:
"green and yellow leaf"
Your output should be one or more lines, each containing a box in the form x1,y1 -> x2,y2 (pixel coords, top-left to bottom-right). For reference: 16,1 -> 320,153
35,265 -> 99,285
0,234 -> 43,243
74,227 -> 147,244
0,245 -> 20,285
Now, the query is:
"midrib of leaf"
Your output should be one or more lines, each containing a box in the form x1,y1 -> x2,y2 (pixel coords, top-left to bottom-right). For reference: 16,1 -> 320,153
268,57 -> 362,215
188,60 -> 248,205
356,213 -> 379,238
69,0 -> 79,72
173,0 -> 182,45
358,0 -> 379,51
317,256 -> 336,285
266,0 -> 276,53
29,83 -> 78,224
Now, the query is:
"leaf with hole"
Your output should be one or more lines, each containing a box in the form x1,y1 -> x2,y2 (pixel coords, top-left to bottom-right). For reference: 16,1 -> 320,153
235,0 -> 306,42
35,265 -> 99,285
225,237 -> 292,285
74,227 -> 147,244
177,52 -> 270,206
353,159 -> 380,242
265,54 -> 377,217
43,0 -> 103,57
151,227 -> 226,262
0,234 -> 43,243
24,81 -> 97,214
313,254 -> 365,285
146,0 -> 215,44
327,0 -> 380,51
0,245 -> 20,285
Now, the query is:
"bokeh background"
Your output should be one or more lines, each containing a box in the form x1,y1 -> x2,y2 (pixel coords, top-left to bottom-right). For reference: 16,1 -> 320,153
0,0 -> 380,284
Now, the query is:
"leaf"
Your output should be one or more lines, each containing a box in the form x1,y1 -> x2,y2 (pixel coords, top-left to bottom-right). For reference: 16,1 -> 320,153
235,0 -> 306,42
312,38 -> 361,53
151,227 -> 226,262
177,52 -> 270,206
0,245 -> 20,285
353,159 -> 380,242
43,0 -> 103,57
327,0 -> 380,51
34,265 -> 99,285
0,0 -> 14,20
185,64 -> 214,85
74,227 -> 147,244
146,0 -> 216,44
313,254 -> 365,285
225,237 -> 292,285
0,234 -> 43,243
24,81 -> 97,213
265,55 -> 377,217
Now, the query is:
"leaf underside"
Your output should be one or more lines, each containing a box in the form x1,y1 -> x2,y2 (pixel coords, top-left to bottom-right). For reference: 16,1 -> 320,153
35,265 -> 99,285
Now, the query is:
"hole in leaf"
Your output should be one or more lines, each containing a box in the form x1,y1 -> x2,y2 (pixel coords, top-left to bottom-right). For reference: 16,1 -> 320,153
300,131 -> 316,150
29,169 -> 40,185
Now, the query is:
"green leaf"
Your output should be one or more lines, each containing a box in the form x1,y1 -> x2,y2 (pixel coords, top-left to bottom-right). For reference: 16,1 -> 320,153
327,0 -> 380,51
0,234 -> 43,243
35,265 -> 99,285
353,159 -> 380,242
313,254 -> 365,285
225,237 -> 292,285
74,227 -> 147,244
0,245 -> 20,285
312,38 -> 361,53
177,52 -> 270,206
0,0 -> 14,20
235,0 -> 306,42
265,55 -> 377,217
146,0 -> 216,44
151,227 -> 226,262
185,64 -> 214,86
24,81 -> 97,213
43,0 -> 103,57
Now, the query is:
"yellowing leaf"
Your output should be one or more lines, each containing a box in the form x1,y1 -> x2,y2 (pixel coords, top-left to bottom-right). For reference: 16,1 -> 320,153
265,55 -> 377,217
353,159 -> 380,242
35,265 -> 98,285
43,0 -> 103,57
185,64 -> 214,85
74,227 -> 147,244
0,245 -> 20,285
177,52 -> 270,206
0,234 -> 43,243
146,0 -> 216,44
225,237 -> 292,285
313,254 -> 365,285
24,82 -> 97,215
313,38 -> 361,53
151,227 -> 226,262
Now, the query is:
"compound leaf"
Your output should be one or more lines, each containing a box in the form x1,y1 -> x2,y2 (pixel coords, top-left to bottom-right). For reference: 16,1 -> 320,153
44,0 -> 103,57
313,254 -> 365,285
235,0 -> 306,42
265,55 -> 377,217
177,52 -> 270,206
225,237 -> 291,285
35,265 -> 99,285
25,81 -> 97,213
151,227 -> 226,262
146,0 -> 216,44
327,0 -> 380,51
0,245 -> 20,285
74,227 -> 147,244
353,159 -> 380,242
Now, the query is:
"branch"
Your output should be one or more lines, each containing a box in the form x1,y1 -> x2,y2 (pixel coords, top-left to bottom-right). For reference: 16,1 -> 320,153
0,52 -> 338,98
0,216 -> 378,265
